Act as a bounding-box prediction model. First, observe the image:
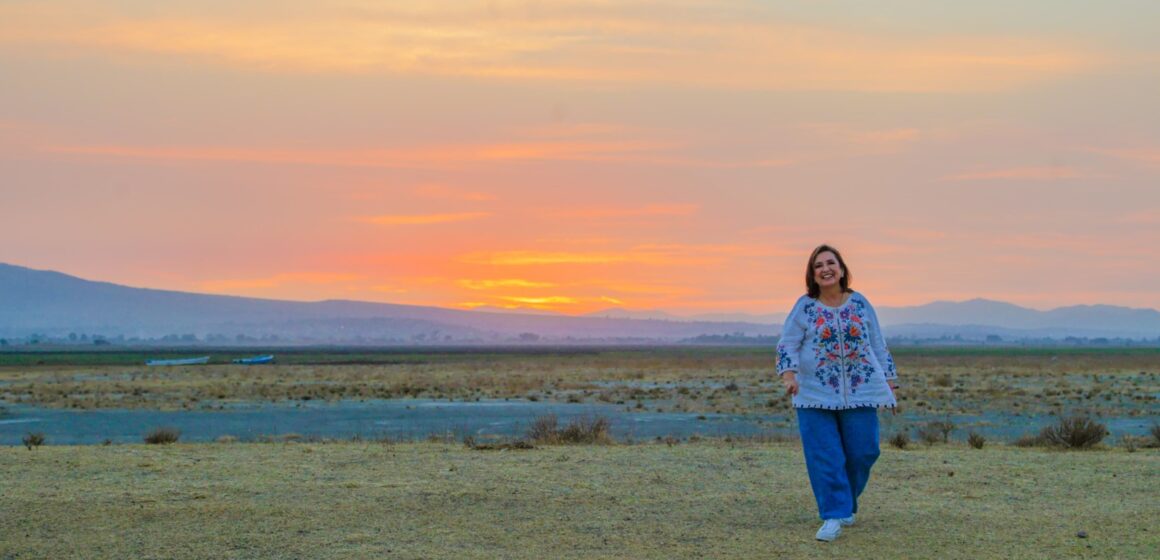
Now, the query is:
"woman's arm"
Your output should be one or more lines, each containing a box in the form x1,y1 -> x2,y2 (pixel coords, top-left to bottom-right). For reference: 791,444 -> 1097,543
864,297 -> 898,384
780,370 -> 800,396
776,299 -> 807,395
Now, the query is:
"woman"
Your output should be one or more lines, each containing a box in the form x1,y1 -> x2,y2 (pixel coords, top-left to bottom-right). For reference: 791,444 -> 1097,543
776,244 -> 898,542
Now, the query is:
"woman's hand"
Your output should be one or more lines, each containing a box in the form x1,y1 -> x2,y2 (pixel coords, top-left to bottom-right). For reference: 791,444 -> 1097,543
890,383 -> 900,415
780,371 -> 799,396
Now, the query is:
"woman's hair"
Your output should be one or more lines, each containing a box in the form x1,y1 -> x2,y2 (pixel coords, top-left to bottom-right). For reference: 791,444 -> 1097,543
805,244 -> 852,298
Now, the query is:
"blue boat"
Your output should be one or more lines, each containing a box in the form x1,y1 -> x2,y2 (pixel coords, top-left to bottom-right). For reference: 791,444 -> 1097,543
232,354 -> 274,365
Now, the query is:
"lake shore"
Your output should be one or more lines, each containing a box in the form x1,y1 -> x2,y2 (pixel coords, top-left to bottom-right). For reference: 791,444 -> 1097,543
2,441 -> 1156,559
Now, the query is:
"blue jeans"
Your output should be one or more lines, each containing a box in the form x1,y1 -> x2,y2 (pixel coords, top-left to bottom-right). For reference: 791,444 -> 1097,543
796,407 -> 881,520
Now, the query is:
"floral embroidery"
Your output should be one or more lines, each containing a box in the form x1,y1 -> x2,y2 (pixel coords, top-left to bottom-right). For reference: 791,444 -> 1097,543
775,292 -> 898,409
776,345 -> 796,372
803,298 -> 878,395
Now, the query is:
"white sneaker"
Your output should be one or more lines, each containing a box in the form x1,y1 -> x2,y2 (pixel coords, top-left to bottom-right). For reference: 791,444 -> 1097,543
839,514 -> 855,526
816,519 -> 842,542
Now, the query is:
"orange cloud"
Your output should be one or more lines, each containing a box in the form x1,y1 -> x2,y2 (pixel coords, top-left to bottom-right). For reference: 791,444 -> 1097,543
473,140 -> 673,162
358,213 -> 491,226
461,251 -> 631,266
414,184 -> 496,201
371,285 -> 410,294
590,282 -> 700,297
497,296 -> 580,306
458,279 -> 557,290
460,248 -> 724,267
41,140 -> 678,167
631,242 -> 788,258
941,166 -> 1084,181
458,242 -> 785,270
550,203 -> 699,219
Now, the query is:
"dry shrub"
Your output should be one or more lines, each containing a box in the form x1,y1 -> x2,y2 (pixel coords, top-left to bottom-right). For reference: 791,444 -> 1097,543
916,420 -> 955,445
526,414 -> 613,445
1151,424 -> 1160,448
1120,434 -> 1143,453
888,431 -> 909,450
1038,415 -> 1107,449
559,415 -> 613,444
1013,433 -> 1045,448
967,431 -> 986,449
526,414 -> 561,444
144,427 -> 181,445
23,432 -> 46,450
466,436 -> 535,451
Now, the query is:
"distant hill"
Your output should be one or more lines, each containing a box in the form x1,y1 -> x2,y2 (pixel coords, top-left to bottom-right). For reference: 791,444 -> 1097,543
585,308 -> 787,324
584,308 -> 685,321
0,263 -> 1156,344
0,263 -> 772,344
876,298 -> 1160,339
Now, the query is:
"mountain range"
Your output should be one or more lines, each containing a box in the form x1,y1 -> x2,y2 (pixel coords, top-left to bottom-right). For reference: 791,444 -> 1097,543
1,262 -> 1157,344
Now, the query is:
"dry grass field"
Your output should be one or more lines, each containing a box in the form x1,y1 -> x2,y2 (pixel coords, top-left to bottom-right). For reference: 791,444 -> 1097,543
2,441 -> 1157,559
2,347 -> 1157,420
2,348 -> 1157,558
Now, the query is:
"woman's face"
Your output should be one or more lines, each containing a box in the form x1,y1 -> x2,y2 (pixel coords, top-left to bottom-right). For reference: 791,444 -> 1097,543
812,251 -> 843,290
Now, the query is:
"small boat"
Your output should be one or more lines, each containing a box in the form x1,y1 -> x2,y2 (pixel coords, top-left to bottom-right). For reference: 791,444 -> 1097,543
146,356 -> 210,366
232,354 -> 274,365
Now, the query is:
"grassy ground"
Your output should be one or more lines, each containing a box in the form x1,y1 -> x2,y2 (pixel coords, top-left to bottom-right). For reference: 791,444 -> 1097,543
2,441 -> 1156,559
2,347 -> 1157,420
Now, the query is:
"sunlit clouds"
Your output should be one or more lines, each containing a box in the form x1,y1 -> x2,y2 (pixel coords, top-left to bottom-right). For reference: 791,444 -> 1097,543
414,185 -> 496,201
2,1 -> 1158,313
41,140 -> 680,167
550,204 -> 699,219
459,248 -> 728,267
460,251 -> 632,266
0,1 -> 1100,92
458,279 -> 558,290
496,296 -> 579,307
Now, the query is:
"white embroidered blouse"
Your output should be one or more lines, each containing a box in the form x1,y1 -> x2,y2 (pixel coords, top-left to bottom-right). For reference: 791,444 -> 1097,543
776,292 -> 898,410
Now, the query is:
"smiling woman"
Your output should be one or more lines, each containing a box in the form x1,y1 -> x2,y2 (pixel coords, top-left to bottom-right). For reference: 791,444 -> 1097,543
776,244 -> 899,542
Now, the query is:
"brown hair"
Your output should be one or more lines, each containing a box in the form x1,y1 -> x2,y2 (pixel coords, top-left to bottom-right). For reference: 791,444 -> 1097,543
805,244 -> 852,298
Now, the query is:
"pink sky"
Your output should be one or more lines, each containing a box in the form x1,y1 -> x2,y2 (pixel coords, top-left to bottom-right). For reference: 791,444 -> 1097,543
2,1 -> 1158,314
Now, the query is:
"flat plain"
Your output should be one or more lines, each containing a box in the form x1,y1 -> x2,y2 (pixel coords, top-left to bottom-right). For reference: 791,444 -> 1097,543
1,346 -> 1158,559
2,440 -> 1157,559
2,347 -> 1157,420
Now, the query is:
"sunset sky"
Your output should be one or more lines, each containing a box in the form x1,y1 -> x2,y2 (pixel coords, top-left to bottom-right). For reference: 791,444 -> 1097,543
2,1 -> 1158,315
